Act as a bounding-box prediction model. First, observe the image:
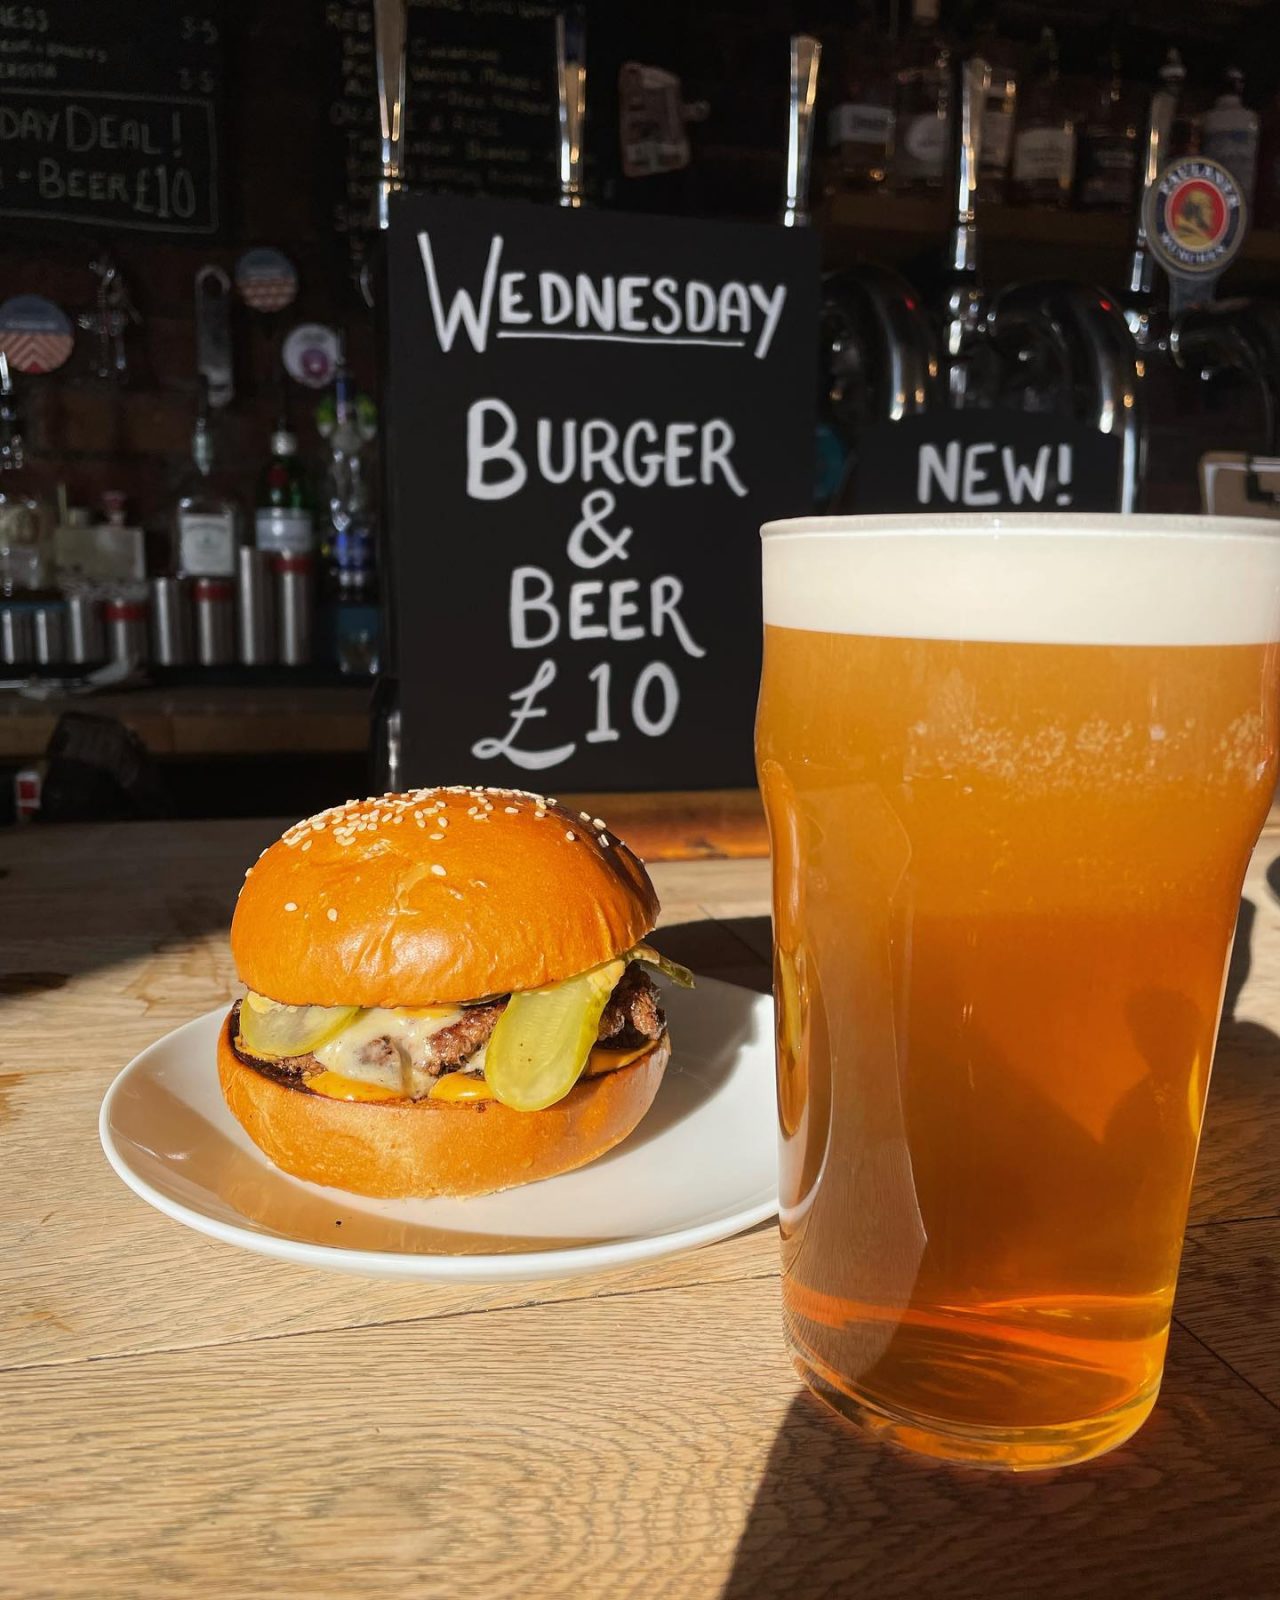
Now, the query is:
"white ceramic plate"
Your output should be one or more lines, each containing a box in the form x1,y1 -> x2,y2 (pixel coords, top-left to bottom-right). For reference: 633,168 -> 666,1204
99,977 -> 778,1282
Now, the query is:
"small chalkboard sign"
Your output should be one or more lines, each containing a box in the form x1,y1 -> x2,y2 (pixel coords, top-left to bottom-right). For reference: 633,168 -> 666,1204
0,2 -> 222,236
326,0 -> 559,251
385,192 -> 817,791
853,411 -> 1125,514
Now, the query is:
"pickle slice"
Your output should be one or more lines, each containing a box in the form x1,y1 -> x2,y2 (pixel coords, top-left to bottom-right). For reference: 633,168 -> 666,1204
484,959 -> 625,1112
627,943 -> 695,989
238,992 -> 360,1059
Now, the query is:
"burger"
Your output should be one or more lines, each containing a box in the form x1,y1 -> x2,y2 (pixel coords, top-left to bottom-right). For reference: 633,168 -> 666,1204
219,786 -> 691,1198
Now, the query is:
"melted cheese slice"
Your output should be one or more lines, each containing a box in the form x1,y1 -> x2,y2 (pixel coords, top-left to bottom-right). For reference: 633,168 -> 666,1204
311,1006 -> 463,1095
306,1070 -> 401,1103
305,1039 -> 657,1105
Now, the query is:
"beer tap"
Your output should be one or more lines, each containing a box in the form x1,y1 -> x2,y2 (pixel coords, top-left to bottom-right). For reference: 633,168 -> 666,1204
783,35 -> 821,229
985,282 -> 1145,510
1124,49 -> 1185,350
1124,47 -> 1280,462
373,0 -> 409,233
555,11 -> 587,209
940,56 -> 991,406
823,270 -> 940,439
983,61 -> 1148,511
794,27 -> 938,508
1170,299 -> 1280,456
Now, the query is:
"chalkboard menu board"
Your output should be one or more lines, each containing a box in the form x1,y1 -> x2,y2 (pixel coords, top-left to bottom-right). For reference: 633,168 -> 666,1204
325,0 -> 558,246
385,192 -> 818,791
0,2 -> 223,235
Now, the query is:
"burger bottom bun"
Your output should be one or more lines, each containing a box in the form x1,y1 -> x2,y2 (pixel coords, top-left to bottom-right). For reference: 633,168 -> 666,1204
217,1011 -> 671,1199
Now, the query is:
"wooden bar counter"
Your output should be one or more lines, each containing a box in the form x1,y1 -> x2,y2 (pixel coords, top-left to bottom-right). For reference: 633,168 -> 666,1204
0,684 -> 373,760
2,812 -> 1278,1596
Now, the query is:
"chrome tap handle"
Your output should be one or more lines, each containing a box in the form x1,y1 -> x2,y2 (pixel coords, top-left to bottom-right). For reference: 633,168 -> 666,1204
782,34 -> 821,228
949,56 -> 989,276
374,0 -> 409,230
941,57 -> 991,404
1126,51 -> 1184,341
556,11 -> 587,208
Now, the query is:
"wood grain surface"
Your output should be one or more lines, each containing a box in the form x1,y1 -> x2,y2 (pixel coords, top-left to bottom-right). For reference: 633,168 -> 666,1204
1,814 -> 1278,1598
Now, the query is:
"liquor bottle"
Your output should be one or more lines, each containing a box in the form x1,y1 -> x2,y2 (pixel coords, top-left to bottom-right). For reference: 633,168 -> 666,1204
254,419 -> 315,556
175,397 -> 242,578
0,355 -> 53,599
968,2 -> 1018,200
888,0 -> 952,196
1202,68 -> 1260,205
319,362 -> 380,676
825,3 -> 895,194
1011,28 -> 1076,208
1077,46 -> 1140,211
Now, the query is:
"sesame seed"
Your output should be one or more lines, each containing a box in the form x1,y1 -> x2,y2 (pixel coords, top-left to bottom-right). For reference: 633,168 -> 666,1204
326,908 -> 338,922
244,868 -> 253,877
429,832 -> 444,841
579,811 -> 592,821
437,817 -> 448,827
547,797 -> 558,806
284,902 -> 298,912
565,830 -> 576,842
598,833 -> 608,846
534,810 -> 546,820
431,864 -> 446,877
506,806 -> 519,814
301,840 -> 312,852
592,818 -> 606,830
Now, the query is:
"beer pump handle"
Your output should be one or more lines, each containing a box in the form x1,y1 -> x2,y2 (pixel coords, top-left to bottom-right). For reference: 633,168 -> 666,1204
783,34 -> 821,228
1126,52 -> 1184,340
950,57 -> 988,277
941,57 -> 991,405
556,11 -> 587,209
374,0 -> 409,231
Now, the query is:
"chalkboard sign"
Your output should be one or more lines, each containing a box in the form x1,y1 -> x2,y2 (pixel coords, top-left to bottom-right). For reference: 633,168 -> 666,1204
853,411 -> 1125,514
325,0 -> 558,248
0,2 -> 223,235
385,192 -> 817,791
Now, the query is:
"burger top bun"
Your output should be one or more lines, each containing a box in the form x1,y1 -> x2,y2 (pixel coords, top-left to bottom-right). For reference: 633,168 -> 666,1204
231,787 -> 660,1008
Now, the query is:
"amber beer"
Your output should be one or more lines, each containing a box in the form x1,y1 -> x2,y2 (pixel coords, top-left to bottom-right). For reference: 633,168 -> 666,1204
757,514 -> 1280,1469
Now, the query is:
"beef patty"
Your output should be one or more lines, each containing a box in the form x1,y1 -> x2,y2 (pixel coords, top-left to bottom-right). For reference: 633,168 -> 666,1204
232,961 -> 665,1093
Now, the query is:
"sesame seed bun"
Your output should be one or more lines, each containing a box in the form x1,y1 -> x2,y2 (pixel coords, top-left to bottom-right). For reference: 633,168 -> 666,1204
231,787 -> 660,1007
217,1010 -> 671,1198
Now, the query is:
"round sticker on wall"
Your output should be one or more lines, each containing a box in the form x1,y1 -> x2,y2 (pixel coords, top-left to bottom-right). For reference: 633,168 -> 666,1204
0,295 -> 75,373
235,247 -> 299,314
282,322 -> 342,388
1144,158 -> 1246,307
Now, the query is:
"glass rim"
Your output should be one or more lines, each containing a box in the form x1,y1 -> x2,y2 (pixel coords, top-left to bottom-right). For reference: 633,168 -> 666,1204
761,512 -> 1280,543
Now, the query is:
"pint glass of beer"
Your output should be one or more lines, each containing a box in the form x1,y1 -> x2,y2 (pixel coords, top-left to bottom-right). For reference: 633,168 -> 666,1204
756,514 -> 1280,1469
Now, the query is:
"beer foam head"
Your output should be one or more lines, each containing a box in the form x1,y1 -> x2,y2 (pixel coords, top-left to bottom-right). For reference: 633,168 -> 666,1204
761,514 -> 1280,646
